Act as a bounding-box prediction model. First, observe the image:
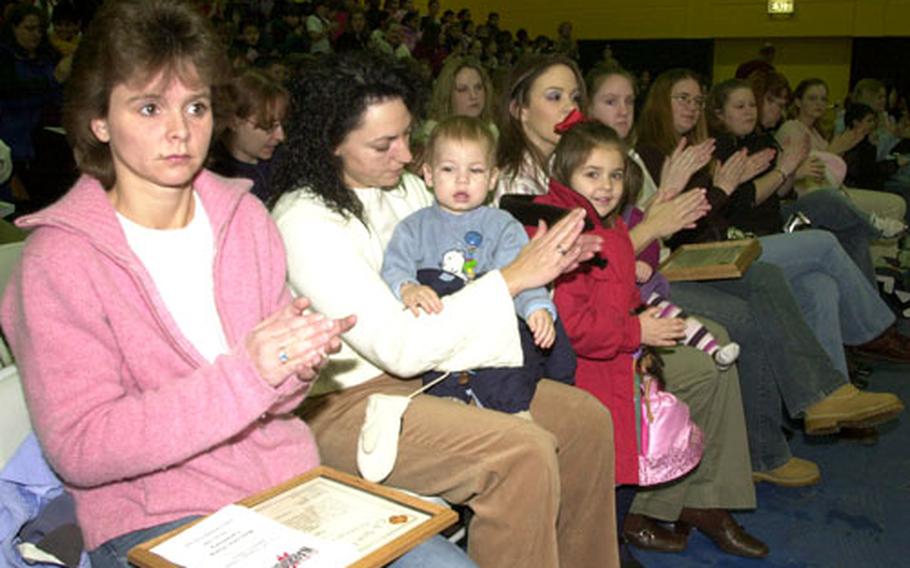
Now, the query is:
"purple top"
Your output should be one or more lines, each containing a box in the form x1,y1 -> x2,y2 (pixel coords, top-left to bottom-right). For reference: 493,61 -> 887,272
622,206 -> 671,300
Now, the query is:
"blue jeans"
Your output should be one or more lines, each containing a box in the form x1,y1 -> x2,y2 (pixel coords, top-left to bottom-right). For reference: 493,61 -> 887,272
389,535 -> 477,567
671,261 -> 846,472
89,517 -> 476,568
757,230 -> 894,377
781,188 -> 879,285
88,516 -> 202,568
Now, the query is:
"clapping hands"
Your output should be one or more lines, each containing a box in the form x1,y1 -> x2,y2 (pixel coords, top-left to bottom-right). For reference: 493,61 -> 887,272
246,297 -> 356,387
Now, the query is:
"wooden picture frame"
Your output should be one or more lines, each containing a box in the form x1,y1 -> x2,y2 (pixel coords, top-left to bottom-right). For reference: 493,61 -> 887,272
128,466 -> 458,568
659,239 -> 762,282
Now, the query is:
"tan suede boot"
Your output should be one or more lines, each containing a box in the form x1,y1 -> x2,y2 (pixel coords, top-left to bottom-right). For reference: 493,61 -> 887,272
753,457 -> 821,487
804,384 -> 904,435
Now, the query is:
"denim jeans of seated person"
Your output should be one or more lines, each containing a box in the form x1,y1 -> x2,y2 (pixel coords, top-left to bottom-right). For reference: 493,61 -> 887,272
757,229 -> 894,377
88,515 -> 477,568
780,188 -> 879,285
670,261 -> 846,473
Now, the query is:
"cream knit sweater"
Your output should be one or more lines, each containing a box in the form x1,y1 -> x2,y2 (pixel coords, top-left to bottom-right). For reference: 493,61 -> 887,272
273,173 -> 523,395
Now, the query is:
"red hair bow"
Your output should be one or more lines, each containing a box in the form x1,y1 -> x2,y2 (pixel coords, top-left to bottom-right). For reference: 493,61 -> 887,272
554,108 -> 587,134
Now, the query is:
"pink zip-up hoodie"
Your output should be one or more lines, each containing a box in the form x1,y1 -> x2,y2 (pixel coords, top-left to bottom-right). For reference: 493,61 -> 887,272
1,171 -> 321,550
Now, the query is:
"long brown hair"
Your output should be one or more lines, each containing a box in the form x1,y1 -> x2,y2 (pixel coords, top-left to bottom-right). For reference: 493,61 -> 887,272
636,68 -> 707,157
496,54 -> 585,183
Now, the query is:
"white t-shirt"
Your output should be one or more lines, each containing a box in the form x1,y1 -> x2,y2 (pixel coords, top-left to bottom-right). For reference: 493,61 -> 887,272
119,192 -> 230,363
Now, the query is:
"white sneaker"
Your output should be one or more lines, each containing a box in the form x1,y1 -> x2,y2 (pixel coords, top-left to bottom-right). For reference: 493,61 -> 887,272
869,213 -> 908,239
714,342 -> 740,369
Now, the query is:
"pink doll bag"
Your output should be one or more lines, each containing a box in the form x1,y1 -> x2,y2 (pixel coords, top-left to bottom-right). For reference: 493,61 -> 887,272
637,371 -> 705,486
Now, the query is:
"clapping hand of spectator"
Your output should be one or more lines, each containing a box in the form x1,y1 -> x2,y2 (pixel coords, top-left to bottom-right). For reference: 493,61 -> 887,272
660,137 -> 715,198
713,148 -> 748,194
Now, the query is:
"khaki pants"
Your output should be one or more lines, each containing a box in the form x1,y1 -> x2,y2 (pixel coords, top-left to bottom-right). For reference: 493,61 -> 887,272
845,187 -> 907,264
631,320 -> 756,521
300,377 -> 619,568
845,186 -> 907,221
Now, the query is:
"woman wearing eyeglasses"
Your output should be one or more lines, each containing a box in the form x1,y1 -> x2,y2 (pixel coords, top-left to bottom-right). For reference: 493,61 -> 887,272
208,69 -> 288,203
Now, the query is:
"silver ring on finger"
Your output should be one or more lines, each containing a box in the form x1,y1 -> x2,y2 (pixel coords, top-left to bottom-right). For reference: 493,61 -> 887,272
278,348 -> 290,364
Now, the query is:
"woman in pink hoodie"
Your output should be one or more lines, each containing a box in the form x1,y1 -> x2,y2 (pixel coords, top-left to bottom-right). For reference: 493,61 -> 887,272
0,1 -> 364,565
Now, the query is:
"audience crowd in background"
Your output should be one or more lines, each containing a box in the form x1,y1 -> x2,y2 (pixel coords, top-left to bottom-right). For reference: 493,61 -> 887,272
3,2 -> 910,568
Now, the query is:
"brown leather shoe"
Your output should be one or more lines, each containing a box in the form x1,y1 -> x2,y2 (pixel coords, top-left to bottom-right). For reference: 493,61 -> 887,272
677,508 -> 769,558
850,325 -> 910,363
622,513 -> 688,553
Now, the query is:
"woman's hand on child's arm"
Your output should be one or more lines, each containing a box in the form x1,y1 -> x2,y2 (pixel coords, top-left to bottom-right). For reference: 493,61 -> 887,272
400,283 -> 444,316
246,297 -> 356,387
635,260 -> 653,283
638,307 -> 686,347
528,309 -> 556,349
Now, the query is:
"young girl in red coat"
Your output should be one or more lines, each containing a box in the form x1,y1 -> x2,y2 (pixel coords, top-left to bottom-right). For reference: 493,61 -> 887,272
532,118 -> 768,559
532,119 -> 694,486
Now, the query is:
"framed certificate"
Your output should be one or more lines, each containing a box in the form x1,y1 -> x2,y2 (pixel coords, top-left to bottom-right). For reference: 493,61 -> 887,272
128,466 -> 459,568
659,239 -> 762,282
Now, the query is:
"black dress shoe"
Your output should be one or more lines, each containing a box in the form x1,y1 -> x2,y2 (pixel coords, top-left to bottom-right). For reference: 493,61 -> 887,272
622,513 -> 688,553
678,508 -> 769,558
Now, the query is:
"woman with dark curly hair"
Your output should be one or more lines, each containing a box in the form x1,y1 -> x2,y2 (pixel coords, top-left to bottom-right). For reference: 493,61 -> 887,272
271,51 -> 620,568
